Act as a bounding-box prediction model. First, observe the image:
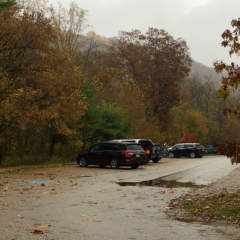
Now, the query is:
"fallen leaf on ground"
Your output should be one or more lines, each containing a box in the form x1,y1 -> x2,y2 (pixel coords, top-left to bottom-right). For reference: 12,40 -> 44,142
3,202 -> 8,207
16,226 -> 23,229
81,213 -> 87,217
31,229 -> 48,234
164,206 -> 173,209
84,218 -> 93,222
39,224 -> 50,228
192,221 -> 204,225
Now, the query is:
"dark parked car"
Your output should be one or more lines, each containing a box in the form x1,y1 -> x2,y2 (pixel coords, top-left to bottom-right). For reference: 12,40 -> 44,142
77,142 -> 146,169
205,144 -> 218,154
111,139 -> 155,163
168,143 -> 204,158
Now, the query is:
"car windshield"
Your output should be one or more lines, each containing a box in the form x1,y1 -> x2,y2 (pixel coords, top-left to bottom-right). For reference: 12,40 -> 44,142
126,144 -> 143,150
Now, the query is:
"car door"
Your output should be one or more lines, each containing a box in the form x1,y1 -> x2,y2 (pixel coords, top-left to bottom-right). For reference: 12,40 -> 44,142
87,144 -> 104,165
102,143 -> 121,165
184,144 -> 194,156
173,144 -> 184,157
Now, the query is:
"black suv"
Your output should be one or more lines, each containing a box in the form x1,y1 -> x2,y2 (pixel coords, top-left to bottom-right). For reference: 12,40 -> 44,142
77,142 -> 146,169
168,143 -> 204,158
111,139 -> 155,163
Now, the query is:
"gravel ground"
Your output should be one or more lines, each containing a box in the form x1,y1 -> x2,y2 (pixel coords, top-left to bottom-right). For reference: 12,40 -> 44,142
207,163 -> 240,193
167,161 -> 240,239
1,157 -> 240,239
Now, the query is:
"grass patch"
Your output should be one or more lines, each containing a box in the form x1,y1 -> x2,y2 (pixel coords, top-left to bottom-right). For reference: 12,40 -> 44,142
0,168 -> 23,175
1,154 -> 74,167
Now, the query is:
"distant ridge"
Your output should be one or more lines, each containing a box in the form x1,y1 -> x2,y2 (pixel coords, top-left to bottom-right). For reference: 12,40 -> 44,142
80,33 -> 222,86
190,60 -> 221,86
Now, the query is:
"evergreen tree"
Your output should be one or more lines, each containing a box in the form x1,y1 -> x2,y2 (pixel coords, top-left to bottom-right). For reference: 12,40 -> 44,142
0,0 -> 16,13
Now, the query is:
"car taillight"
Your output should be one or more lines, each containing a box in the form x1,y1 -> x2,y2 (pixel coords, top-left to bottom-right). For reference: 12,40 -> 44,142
122,151 -> 134,157
196,148 -> 201,151
145,149 -> 150,155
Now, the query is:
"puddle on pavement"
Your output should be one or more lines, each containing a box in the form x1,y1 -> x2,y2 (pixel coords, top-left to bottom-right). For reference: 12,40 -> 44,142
69,175 -> 91,179
117,177 -> 205,188
18,180 -> 53,185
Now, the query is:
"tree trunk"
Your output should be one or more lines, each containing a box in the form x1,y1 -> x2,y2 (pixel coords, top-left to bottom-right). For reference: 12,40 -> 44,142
49,136 -> 56,157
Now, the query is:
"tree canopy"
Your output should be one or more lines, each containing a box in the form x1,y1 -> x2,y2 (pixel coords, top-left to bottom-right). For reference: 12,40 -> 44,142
214,18 -> 240,163
109,28 -> 192,128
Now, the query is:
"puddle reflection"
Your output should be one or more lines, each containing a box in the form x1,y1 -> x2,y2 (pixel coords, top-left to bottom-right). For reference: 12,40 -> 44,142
117,177 -> 206,188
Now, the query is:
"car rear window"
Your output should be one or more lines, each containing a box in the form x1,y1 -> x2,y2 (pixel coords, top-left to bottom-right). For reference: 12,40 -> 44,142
184,144 -> 194,148
175,144 -> 184,149
126,144 -> 143,150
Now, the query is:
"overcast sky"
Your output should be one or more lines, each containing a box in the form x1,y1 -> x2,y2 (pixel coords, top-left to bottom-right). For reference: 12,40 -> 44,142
52,0 -> 240,67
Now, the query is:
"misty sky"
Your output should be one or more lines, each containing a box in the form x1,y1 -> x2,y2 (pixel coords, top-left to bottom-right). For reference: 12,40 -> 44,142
52,0 -> 240,67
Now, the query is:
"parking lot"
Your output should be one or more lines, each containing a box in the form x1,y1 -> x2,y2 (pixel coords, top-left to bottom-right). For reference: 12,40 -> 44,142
0,156 -> 239,240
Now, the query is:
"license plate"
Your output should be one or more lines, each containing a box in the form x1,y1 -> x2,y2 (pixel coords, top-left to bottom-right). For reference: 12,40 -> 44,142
136,154 -> 140,157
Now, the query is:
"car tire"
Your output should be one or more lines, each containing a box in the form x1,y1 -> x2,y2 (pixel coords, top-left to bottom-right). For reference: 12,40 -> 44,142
110,159 -> 120,169
190,152 -> 196,158
153,158 -> 159,163
79,157 -> 88,167
169,152 -> 174,158
99,164 -> 105,168
131,163 -> 139,169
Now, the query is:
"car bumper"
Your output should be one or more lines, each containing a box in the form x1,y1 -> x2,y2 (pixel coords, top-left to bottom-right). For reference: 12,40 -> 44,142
121,157 -> 141,166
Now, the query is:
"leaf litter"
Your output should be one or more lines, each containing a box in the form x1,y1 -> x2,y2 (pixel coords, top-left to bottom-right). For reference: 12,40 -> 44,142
168,189 -> 240,226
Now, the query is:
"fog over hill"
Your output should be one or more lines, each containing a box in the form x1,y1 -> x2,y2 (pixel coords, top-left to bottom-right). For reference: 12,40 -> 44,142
190,60 -> 221,86
80,34 -> 222,87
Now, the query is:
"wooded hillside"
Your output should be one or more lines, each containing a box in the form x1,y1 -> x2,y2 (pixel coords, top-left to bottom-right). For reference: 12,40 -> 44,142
0,0 -> 240,166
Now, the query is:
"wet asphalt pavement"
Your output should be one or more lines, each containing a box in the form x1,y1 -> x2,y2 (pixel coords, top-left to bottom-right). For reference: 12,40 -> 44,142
0,156 -> 239,240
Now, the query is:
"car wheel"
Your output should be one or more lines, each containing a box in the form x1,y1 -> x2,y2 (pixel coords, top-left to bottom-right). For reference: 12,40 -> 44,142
110,159 -> 119,169
131,163 -> 139,169
153,158 -> 159,163
169,152 -> 174,158
190,152 -> 196,158
79,157 -> 88,167
99,164 -> 105,168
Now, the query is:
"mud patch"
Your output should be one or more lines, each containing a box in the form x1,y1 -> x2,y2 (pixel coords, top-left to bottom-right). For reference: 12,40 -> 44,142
117,177 -> 205,188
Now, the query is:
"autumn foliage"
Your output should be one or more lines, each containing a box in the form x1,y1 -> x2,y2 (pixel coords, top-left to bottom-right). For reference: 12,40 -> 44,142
0,1 -> 239,166
0,6 -> 86,162
109,28 -> 191,128
214,18 -> 240,163
178,133 -> 198,144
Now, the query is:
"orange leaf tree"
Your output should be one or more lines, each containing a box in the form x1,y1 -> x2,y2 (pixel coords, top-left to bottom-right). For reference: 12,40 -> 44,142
0,8 -> 85,160
214,18 -> 240,163
109,28 -> 191,130
178,133 -> 198,143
